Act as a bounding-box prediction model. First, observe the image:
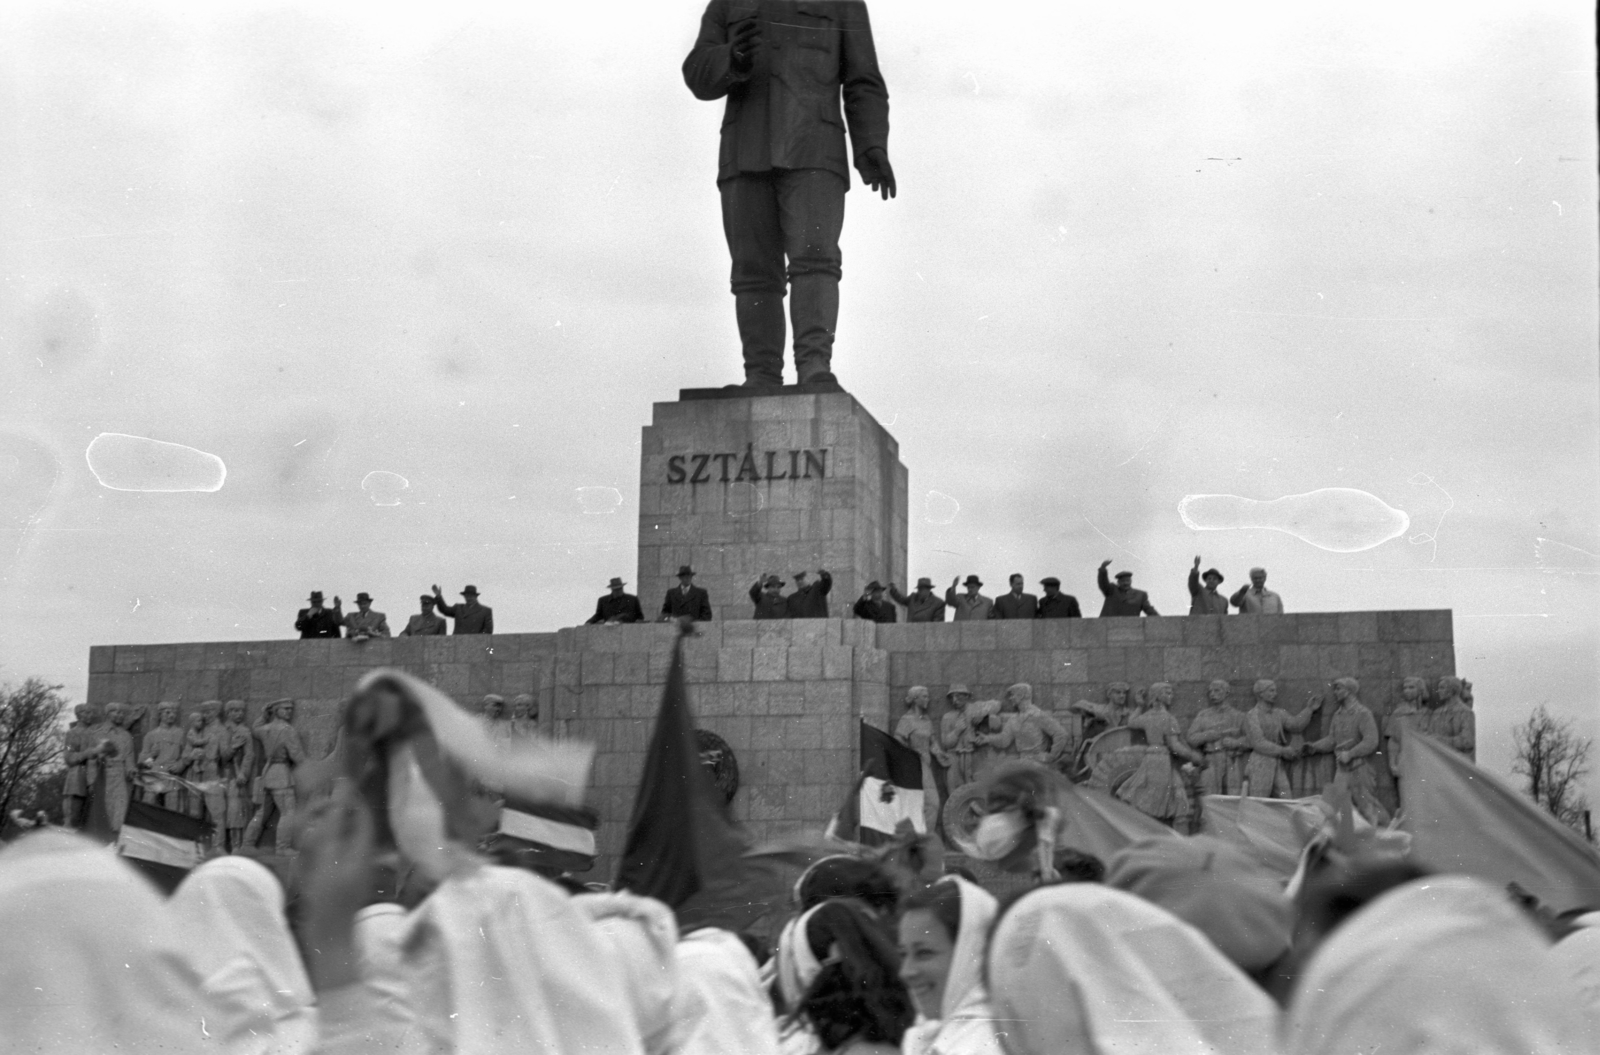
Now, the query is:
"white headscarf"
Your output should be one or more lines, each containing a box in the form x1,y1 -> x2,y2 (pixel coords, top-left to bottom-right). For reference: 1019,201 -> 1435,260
776,905 -> 825,1011
1285,875 -> 1596,1055
1552,925 -> 1600,1039
169,856 -> 316,1054
674,927 -> 782,1055
933,875 -> 998,1021
987,883 -> 1278,1055
402,863 -> 647,1054
575,891 -> 681,1055
0,831 -> 213,1054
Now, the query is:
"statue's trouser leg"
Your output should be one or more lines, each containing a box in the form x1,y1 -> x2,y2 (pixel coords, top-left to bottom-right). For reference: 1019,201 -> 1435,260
242,803 -> 266,847
203,788 -> 228,848
62,795 -> 84,829
721,174 -> 786,385
105,772 -> 129,832
780,169 -> 846,383
272,789 -> 296,855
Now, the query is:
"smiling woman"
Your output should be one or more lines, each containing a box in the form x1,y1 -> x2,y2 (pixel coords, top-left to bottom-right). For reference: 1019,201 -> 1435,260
897,877 -> 1003,1055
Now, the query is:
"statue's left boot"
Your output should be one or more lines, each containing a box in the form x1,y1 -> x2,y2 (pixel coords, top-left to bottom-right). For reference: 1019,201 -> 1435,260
790,274 -> 840,384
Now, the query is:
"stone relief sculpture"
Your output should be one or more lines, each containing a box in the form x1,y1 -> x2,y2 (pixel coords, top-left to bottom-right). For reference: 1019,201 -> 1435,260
101,702 -> 136,833
979,684 -> 1069,770
1304,677 -> 1385,823
1385,676 -> 1429,801
1241,679 -> 1321,799
242,698 -> 305,855
894,685 -> 948,833
137,701 -> 187,809
1185,679 -> 1247,795
220,699 -> 257,851
61,703 -> 101,829
509,694 -> 539,738
1116,682 -> 1205,827
1426,675 -> 1476,760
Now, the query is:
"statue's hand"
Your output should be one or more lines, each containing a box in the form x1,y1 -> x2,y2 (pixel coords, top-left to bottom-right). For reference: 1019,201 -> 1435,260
858,147 -> 896,200
728,17 -> 762,72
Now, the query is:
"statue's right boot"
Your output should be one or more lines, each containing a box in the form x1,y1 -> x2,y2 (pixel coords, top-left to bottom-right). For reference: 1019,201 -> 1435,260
734,292 -> 785,388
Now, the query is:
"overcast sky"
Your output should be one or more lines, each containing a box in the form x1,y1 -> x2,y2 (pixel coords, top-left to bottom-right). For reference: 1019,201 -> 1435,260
2,0 -> 1595,797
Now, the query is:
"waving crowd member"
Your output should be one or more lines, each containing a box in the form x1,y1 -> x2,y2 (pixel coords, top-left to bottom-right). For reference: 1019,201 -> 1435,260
675,925 -> 782,1055
1283,874 -> 1595,1055
574,891 -> 681,1055
897,877 -> 1003,1055
986,883 -> 1279,1055
0,831 -> 212,1054
168,856 -> 317,1054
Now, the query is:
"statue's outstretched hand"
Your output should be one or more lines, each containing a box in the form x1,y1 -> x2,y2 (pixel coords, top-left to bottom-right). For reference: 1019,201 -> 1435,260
728,17 -> 763,72
858,147 -> 896,200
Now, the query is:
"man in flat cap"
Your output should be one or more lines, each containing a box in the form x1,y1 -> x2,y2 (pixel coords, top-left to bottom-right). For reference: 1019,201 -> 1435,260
749,574 -> 789,619
432,583 -> 494,634
1186,557 -> 1230,616
294,591 -> 342,639
786,569 -> 833,618
990,573 -> 1038,620
889,577 -> 947,622
1097,560 -> 1158,617
1036,577 -> 1082,619
683,0 -> 894,388
661,566 -> 714,622
1230,567 -> 1284,614
945,575 -> 993,621
342,592 -> 391,640
398,594 -> 447,636
853,580 -> 897,623
587,577 -> 645,625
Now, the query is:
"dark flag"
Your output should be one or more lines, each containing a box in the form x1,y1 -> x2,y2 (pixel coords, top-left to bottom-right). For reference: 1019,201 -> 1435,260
615,625 -> 759,930
828,721 -> 924,845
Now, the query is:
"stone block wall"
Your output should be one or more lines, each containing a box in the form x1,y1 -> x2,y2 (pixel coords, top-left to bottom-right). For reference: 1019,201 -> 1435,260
87,609 -> 1451,877
636,392 -> 908,621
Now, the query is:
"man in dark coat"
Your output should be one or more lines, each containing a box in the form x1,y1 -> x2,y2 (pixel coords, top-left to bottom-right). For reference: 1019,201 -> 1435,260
1036,577 -> 1082,619
889,577 -> 946,622
1097,561 -> 1159,617
749,574 -> 789,619
990,573 -> 1038,620
587,577 -> 645,625
398,594 -> 447,636
852,580 -> 897,623
683,1 -> 894,387
661,566 -> 714,622
432,584 -> 494,634
786,569 -> 832,618
1187,557 -> 1230,615
295,591 -> 342,639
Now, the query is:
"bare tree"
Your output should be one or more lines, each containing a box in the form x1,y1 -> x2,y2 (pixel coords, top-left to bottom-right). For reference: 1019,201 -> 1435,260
1511,704 -> 1593,839
0,679 -> 69,823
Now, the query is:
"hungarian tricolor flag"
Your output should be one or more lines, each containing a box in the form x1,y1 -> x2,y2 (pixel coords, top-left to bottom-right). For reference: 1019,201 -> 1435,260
490,797 -> 600,875
117,798 -> 211,892
829,721 -> 925,845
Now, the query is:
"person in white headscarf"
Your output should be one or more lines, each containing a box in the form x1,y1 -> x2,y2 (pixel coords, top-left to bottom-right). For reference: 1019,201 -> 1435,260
0,830 -> 213,1054
774,906 -> 827,1055
169,856 -> 317,1054
574,890 -> 681,1055
986,883 -> 1278,1055
1284,875 -> 1596,1055
674,925 -> 783,1055
897,876 -> 1003,1055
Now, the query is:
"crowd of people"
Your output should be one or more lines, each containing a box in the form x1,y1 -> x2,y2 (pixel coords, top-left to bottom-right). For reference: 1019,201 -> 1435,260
5,793 -> 1596,1054
576,558 -> 1290,627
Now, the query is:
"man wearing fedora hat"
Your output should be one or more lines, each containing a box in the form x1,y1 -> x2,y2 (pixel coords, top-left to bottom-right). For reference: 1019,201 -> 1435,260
889,577 -> 946,622
945,574 -> 993,621
342,592 -> 391,640
1187,556 -> 1231,616
1097,560 -> 1159,617
1036,576 -> 1082,619
398,594 -> 447,636
660,565 -> 713,622
748,574 -> 789,619
786,568 -> 833,618
294,591 -> 343,639
432,583 -> 494,634
852,580 -> 896,623
587,577 -> 645,625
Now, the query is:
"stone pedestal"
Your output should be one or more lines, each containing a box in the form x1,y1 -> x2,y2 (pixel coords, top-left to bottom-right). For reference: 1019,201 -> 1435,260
636,386 -> 908,622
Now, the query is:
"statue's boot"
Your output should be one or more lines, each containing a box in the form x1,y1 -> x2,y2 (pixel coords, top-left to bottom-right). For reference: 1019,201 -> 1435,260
791,274 -> 839,384
734,292 -> 785,387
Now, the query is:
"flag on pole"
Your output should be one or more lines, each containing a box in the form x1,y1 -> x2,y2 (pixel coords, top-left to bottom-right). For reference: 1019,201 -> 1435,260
615,626 -> 763,931
489,797 -> 600,875
829,721 -> 924,846
1400,729 -> 1600,914
117,798 -> 211,891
